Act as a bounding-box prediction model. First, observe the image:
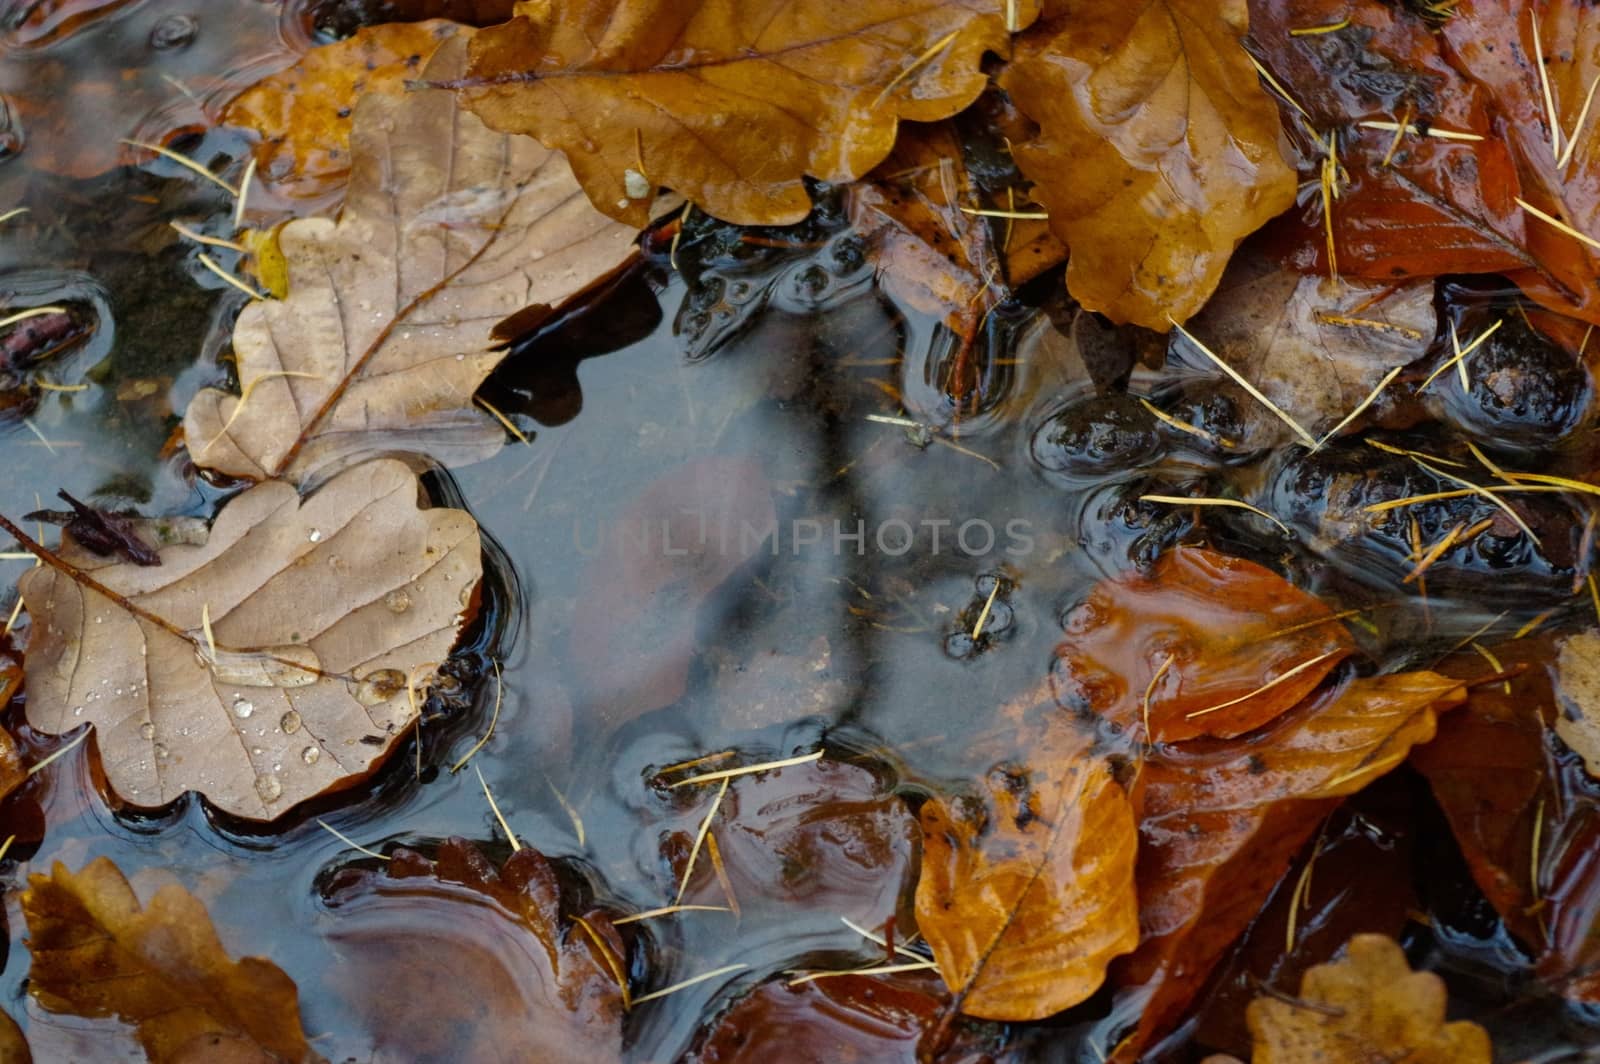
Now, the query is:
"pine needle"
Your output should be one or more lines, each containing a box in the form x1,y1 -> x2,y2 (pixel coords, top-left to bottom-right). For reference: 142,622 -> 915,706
1285,832 -> 1325,952
0,208 -> 27,225
171,221 -> 248,252
1290,17 -> 1350,34
1142,654 -> 1175,746
1514,608 -> 1557,639
2,596 -> 22,637
873,29 -> 961,109
1139,494 -> 1292,536
842,916 -> 927,961
121,139 -> 238,194
204,371 -> 324,451
1356,119 -> 1483,142
200,603 -> 217,659
475,396 -> 530,445
1313,311 -> 1425,340
675,777 -> 729,904
1320,131 -> 1341,281
473,763 -> 521,852
705,830 -> 739,917
1470,641 -> 1513,695
1559,75 -> 1600,171
670,749 -> 824,788
1530,7 -> 1562,157
1364,438 -> 1467,467
197,253 -> 268,301
1185,651 -> 1343,720
1379,105 -> 1413,168
1248,54 -> 1311,118
27,728 -> 90,776
21,418 -> 57,455
1413,458 -> 1542,546
633,963 -> 749,1006
1498,471 -> 1600,498
1315,365 -> 1403,450
957,206 -> 1049,220
449,660 -> 504,773
1516,197 -> 1600,252
0,306 -> 67,329
1138,397 -> 1232,447
1531,796 -> 1546,907
232,157 -> 256,229
614,904 -> 732,925
1404,522 -> 1464,584
1169,320 -> 1317,448
658,749 -> 736,777
574,915 -> 632,1010
787,960 -> 939,987
315,818 -> 387,860
971,580 -> 1002,639
548,776 -> 586,848
1589,573 -> 1600,626
0,835 -> 12,863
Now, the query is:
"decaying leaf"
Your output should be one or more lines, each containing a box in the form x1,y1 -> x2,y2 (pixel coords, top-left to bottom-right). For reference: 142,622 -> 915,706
1176,255 -> 1437,446
184,34 -> 643,483
22,857 -> 316,1063
915,722 -> 1139,1021
458,0 -> 1039,227
999,0 -> 1297,328
224,21 -> 459,201
1246,934 -> 1491,1064
16,459 -> 480,820
324,837 -> 624,1062
0,1009 -> 25,1064
1053,545 -> 1357,743
0,722 -> 24,808
1413,636 -> 1600,1001
1115,671 -> 1466,1054
1556,630 -> 1600,777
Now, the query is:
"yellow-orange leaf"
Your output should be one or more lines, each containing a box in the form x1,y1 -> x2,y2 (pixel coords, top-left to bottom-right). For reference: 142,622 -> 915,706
916,723 -> 1139,1020
999,0 -> 1297,329
458,0 -> 1040,227
1247,934 -> 1491,1064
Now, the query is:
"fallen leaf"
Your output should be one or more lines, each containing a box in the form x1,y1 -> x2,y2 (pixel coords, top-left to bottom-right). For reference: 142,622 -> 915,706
687,971 -> 990,1064
915,721 -> 1140,1021
25,490 -> 161,566
999,0 -> 1297,328
0,0 -> 298,178
0,723 -> 23,807
1248,0 -> 1530,280
1556,630 -> 1600,777
224,21 -> 460,201
1052,545 -> 1357,743
16,458 -> 480,820
1114,671 -> 1466,1055
1176,253 -> 1437,447
21,857 -> 316,1063
1246,933 -> 1492,1064
183,34 -> 643,483
457,0 -> 1039,227
324,837 -> 623,1062
1412,636 -> 1600,1001
0,1009 -> 24,1064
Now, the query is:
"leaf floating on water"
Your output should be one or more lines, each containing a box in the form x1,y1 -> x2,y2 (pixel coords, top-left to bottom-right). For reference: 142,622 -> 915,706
185,33 -> 644,484
17,459 -> 481,820
915,723 -> 1140,1020
21,857 -> 316,1064
1245,934 -> 1491,1064
458,0 -> 1039,227
998,0 -> 1298,328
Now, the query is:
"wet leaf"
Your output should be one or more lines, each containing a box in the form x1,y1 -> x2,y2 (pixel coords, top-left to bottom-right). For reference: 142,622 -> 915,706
999,0 -> 1297,328
1052,546 -> 1357,743
1177,254 -> 1437,447
1114,671 -> 1466,1054
0,1009 -> 25,1064
915,722 -> 1140,1021
324,837 -> 623,1062
1249,0 -> 1530,280
1555,630 -> 1600,778
0,723 -> 24,808
224,21 -> 460,201
0,0 -> 298,179
184,34 -> 643,484
16,459 -> 480,820
1245,933 -> 1491,1064
21,857 -> 316,1064
1412,636 -> 1600,1001
458,0 -> 1039,227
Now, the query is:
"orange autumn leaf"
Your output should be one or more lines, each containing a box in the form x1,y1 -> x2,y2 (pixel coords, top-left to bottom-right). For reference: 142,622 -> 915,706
457,0 -> 1039,227
915,721 -> 1140,1021
999,0 -> 1297,329
1053,546 -> 1356,743
224,21 -> 460,201
1246,934 -> 1492,1064
1114,671 -> 1466,1056
21,858 -> 317,1064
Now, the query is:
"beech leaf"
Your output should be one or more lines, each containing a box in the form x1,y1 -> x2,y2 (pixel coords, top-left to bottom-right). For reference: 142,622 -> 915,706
915,722 -> 1140,1021
16,459 -> 480,820
185,33 -> 643,484
457,0 -> 1039,227
999,0 -> 1297,328
21,857 -> 316,1064
1246,934 -> 1491,1064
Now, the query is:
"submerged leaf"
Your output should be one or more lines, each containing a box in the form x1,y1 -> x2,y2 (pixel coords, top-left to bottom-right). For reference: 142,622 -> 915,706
459,0 -> 1038,227
184,34 -> 642,483
1246,934 -> 1491,1064
22,857 -> 315,1064
1000,0 -> 1297,328
1053,545 -> 1356,743
325,838 -> 623,1062
224,21 -> 460,201
915,722 -> 1140,1021
17,459 -> 480,820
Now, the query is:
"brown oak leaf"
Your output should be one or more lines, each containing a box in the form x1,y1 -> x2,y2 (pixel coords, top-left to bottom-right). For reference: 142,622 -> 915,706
15,459 -> 480,820
1000,0 -> 1297,328
915,721 -> 1140,1021
22,857 -> 317,1063
1246,934 -> 1491,1064
184,33 -> 643,484
457,0 -> 1039,227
